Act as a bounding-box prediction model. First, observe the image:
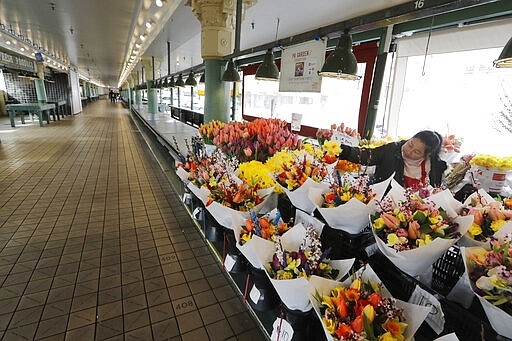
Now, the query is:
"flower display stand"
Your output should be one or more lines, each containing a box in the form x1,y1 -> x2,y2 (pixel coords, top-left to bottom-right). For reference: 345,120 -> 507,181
204,211 -> 223,242
319,225 -> 375,260
246,264 -> 281,312
281,304 -> 325,341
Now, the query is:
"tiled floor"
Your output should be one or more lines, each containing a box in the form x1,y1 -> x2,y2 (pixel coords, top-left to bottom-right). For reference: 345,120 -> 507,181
0,100 -> 266,340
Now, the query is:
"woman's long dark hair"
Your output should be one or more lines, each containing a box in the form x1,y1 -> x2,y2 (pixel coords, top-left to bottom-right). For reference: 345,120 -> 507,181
413,130 -> 442,158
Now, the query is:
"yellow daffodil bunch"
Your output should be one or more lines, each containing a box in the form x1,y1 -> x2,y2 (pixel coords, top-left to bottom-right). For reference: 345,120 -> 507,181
265,150 -> 295,173
470,154 -> 512,171
237,160 -> 282,193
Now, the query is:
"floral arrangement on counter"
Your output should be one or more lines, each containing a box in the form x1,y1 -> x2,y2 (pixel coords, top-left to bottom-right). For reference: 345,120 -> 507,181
470,154 -> 512,171
199,120 -> 226,145
206,118 -> 302,162
267,225 -> 339,280
314,271 -> 408,341
239,210 -> 292,245
322,175 -> 376,208
441,134 -> 462,154
206,182 -> 264,211
276,154 -> 329,191
237,160 -> 276,190
371,190 -> 460,250
188,149 -> 239,189
465,236 -> 512,315
462,195 -> 512,241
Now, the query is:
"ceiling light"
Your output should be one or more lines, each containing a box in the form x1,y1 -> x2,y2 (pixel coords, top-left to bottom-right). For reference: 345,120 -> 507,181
199,73 -> 205,83
135,43 -> 141,48
319,30 -> 360,80
155,0 -> 165,7
20,47 -> 25,52
145,20 -> 153,29
168,76 -> 175,87
139,34 -> 146,41
6,40 -> 11,45
494,36 -> 512,68
185,71 -> 197,87
222,59 -> 240,82
255,49 -> 279,81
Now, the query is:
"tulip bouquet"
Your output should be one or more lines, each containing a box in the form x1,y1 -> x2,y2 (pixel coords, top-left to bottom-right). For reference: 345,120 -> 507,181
316,122 -> 360,147
212,118 -> 302,162
460,189 -> 512,248
371,188 -> 472,276
309,174 -> 392,234
307,266 -> 430,341
254,223 -> 354,311
206,182 -> 264,212
199,120 -> 226,145
187,149 -> 238,193
462,235 -> 512,338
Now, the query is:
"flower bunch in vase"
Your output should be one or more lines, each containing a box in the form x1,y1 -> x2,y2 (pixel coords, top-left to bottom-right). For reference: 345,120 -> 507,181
267,225 -> 339,280
239,210 -> 291,245
314,271 -> 407,340
199,120 -> 226,145
206,182 -> 264,212
188,149 -> 239,189
276,155 -> 329,191
371,193 -> 460,251
212,118 -> 302,162
462,195 -> 512,242
322,175 -> 376,208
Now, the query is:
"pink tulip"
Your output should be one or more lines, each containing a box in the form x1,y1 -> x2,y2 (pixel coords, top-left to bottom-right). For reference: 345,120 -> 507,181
243,148 -> 252,157
408,220 -> 421,240
381,212 -> 399,229
467,207 -> 484,225
489,207 -> 505,221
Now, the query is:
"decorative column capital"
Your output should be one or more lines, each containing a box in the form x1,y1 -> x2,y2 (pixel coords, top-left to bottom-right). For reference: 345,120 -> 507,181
186,0 -> 257,59
140,57 -> 161,82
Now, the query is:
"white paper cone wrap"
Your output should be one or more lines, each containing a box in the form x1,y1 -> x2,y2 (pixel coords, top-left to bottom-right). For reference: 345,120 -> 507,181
205,186 -> 277,230
232,209 -> 287,269
463,189 -> 496,206
307,265 -> 430,341
461,247 -> 512,338
374,215 -> 473,276
254,223 -> 354,311
429,189 -> 462,218
176,167 -> 191,184
279,177 -> 330,214
187,183 -> 211,204
388,178 -> 407,203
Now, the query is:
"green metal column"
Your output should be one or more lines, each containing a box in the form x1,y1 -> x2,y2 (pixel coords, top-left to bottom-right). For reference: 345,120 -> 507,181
363,27 -> 391,139
34,61 -> 47,103
147,81 -> 157,114
136,89 -> 141,108
128,87 -> 132,108
204,59 -> 230,123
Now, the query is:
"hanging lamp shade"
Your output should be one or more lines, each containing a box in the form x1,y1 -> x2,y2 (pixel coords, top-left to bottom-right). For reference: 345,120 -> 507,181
494,36 -> 512,68
175,74 -> 185,87
222,59 -> 240,82
185,71 -> 197,87
255,49 -> 279,81
154,79 -> 160,88
199,73 -> 205,83
169,76 -> 175,87
163,77 -> 169,88
319,31 -> 360,80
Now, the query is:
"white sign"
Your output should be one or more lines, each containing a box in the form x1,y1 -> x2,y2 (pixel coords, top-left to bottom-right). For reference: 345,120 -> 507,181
224,254 -> 236,272
249,285 -> 261,304
291,113 -> 302,132
331,131 -> 359,147
409,285 -> 445,334
279,39 -> 326,93
271,318 -> 294,341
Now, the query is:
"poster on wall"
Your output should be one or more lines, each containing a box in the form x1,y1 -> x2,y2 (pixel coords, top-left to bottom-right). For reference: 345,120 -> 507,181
279,39 -> 326,93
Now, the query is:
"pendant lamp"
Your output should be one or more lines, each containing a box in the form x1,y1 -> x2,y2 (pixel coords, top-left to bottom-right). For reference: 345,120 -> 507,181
175,74 -> 185,87
494,36 -> 512,68
319,30 -> 360,80
168,76 -> 175,88
185,71 -> 197,86
222,59 -> 240,82
199,73 -> 205,83
163,77 -> 169,88
255,49 -> 279,81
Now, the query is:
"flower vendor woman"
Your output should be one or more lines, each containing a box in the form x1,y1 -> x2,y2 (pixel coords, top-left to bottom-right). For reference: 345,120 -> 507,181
338,130 -> 446,189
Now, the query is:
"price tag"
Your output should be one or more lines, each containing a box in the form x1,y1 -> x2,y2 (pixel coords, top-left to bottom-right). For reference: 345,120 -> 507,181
182,193 -> 192,205
295,210 -> 324,235
409,285 -> 445,334
331,131 -> 359,147
291,113 -> 303,132
271,317 -> 294,341
224,254 -> 236,272
249,285 -> 261,304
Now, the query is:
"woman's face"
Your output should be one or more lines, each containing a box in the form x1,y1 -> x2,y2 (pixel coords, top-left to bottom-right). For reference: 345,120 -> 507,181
403,138 -> 426,161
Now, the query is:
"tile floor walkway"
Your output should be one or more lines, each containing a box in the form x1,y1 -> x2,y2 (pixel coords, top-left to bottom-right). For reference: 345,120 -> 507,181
0,100 -> 266,340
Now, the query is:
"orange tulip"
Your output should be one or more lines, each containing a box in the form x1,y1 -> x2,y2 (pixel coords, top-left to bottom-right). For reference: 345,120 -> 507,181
351,315 -> 364,333
408,220 -> 421,240
467,207 -> 484,225
381,212 -> 400,229
489,207 -> 505,221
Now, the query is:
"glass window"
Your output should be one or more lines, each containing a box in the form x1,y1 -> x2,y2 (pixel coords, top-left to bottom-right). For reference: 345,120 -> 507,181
394,48 -> 512,156
243,62 -> 366,129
